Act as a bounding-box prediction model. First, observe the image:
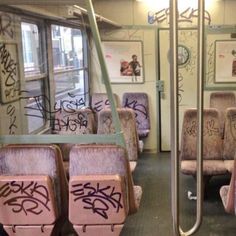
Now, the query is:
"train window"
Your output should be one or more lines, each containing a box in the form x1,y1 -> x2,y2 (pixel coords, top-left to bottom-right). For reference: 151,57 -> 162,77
24,80 -> 46,133
21,21 -> 47,133
21,22 -> 42,77
51,24 -> 87,107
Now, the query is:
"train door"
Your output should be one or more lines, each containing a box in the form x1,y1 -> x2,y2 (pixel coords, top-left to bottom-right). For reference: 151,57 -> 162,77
159,29 -> 198,151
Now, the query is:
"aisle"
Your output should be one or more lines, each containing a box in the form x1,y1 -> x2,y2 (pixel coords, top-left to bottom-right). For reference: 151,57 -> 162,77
122,152 -> 236,236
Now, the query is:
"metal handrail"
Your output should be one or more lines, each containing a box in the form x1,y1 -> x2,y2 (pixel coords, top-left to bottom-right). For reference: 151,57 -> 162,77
86,0 -> 126,148
170,0 -> 205,235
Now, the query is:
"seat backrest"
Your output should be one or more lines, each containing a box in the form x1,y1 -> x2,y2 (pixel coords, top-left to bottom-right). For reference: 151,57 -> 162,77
53,109 -> 95,162
69,144 -> 137,225
0,145 -> 68,226
223,108 -> 236,160
210,92 -> 236,135
97,108 -> 139,161
91,93 -> 120,113
180,108 -> 222,160
53,108 -> 95,135
219,156 -> 236,214
122,92 -> 150,138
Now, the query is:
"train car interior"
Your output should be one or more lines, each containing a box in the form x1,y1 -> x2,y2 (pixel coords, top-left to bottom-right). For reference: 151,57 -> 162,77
1,0 -> 236,235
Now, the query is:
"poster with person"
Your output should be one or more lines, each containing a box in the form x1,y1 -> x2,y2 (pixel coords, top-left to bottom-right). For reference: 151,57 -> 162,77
102,41 -> 144,83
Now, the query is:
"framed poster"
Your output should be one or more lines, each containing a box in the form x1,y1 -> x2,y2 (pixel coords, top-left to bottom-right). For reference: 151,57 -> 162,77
215,40 -> 236,83
102,41 -> 144,83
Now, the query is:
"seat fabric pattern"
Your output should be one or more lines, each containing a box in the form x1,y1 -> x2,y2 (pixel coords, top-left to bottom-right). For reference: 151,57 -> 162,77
97,108 -> 139,161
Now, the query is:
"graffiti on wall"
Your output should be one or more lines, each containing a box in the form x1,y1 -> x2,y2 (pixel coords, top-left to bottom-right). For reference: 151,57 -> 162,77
148,7 -> 211,25
0,43 -> 20,104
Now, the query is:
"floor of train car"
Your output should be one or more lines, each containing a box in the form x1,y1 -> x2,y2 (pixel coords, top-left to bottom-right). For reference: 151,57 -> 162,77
122,152 -> 236,236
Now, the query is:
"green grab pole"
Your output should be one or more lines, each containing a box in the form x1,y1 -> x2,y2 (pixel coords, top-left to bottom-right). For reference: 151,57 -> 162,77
86,0 -> 126,148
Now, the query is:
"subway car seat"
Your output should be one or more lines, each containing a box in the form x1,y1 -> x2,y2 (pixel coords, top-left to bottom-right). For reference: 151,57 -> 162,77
219,156 -> 236,214
210,92 -> 236,137
180,109 -> 227,187
122,92 -> 150,139
97,108 -> 139,172
222,108 -> 236,173
68,144 -> 142,236
0,145 -> 68,236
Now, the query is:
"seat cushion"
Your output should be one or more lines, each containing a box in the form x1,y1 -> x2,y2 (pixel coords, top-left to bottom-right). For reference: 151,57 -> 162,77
181,160 -> 227,175
220,185 -> 229,211
224,160 -> 234,173
138,129 -> 150,139
130,161 -> 137,172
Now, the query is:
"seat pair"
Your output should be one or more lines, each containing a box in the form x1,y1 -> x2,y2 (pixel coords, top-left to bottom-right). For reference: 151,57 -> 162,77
54,107 -> 140,172
180,109 -> 227,189
91,92 -> 150,140
181,107 -> 236,178
210,92 -> 236,137
0,144 -> 142,236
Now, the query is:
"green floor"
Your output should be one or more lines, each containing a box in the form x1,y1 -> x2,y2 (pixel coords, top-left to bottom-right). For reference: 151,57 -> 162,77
122,152 -> 236,236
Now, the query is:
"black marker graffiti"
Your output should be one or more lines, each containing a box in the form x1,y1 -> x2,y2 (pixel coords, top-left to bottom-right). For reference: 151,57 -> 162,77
24,93 -> 86,118
23,92 -> 87,132
124,98 -> 148,125
0,181 -> 50,215
0,13 -> 14,39
184,119 -> 219,137
52,112 -> 88,132
93,99 -> 110,112
6,104 -> 17,134
148,7 -> 211,25
0,43 -> 20,102
71,182 -> 123,219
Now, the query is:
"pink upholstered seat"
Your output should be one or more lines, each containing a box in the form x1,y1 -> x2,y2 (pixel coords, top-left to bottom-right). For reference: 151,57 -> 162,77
210,92 -> 236,137
97,108 -> 139,172
220,157 -> 236,214
223,108 -> 236,173
0,145 -> 68,236
180,108 -> 227,177
91,93 -> 120,131
68,144 -> 142,236
122,92 -> 150,139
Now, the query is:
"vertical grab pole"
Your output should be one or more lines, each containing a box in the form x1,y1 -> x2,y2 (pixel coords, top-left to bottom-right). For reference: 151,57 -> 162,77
195,0 -> 205,232
170,0 -> 204,235
169,0 -> 180,234
86,0 -> 126,148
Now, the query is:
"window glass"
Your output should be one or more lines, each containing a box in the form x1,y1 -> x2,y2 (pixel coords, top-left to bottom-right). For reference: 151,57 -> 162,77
21,21 -> 46,133
21,22 -> 42,77
51,25 -> 83,71
24,80 -> 46,133
51,24 -> 87,109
